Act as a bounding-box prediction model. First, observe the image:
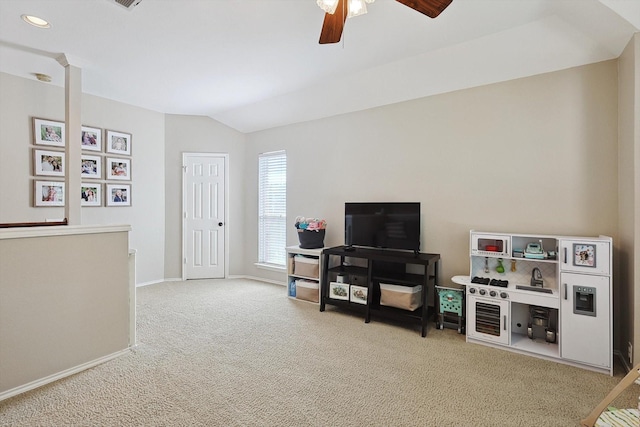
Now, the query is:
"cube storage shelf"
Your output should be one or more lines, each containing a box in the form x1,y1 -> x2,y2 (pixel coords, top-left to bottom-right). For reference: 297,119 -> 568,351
286,246 -> 324,304
320,246 -> 440,337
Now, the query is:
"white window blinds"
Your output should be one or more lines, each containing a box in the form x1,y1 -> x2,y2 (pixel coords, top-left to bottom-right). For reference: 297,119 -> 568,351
258,151 -> 287,267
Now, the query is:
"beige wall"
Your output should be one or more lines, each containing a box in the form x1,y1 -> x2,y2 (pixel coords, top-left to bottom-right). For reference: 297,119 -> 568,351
0,72 -> 166,285
2,55 -> 636,360
164,114 -> 246,279
244,61 -> 619,287
619,33 -> 640,365
0,227 -> 130,397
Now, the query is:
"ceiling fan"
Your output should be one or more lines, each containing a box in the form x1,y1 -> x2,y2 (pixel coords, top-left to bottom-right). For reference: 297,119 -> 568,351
318,0 -> 453,44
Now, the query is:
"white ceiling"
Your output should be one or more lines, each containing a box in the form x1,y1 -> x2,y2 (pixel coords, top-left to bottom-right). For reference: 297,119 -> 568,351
0,0 -> 638,133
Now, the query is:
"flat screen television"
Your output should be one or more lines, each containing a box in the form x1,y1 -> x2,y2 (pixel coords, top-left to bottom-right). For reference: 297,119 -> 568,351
345,202 -> 420,252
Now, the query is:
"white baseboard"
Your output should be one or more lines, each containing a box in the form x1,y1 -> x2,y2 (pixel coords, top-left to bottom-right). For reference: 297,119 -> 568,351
136,278 -> 181,287
138,276 -> 286,287
0,348 -> 131,402
228,274 -> 285,286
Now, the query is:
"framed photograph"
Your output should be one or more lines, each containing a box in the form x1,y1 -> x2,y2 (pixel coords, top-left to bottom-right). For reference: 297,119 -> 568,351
106,130 -> 131,155
329,282 -> 350,301
34,180 -> 65,207
81,126 -> 102,152
573,244 -> 596,268
81,183 -> 101,207
350,285 -> 368,305
106,157 -> 131,181
81,154 -> 102,179
34,118 -> 65,147
34,149 -> 65,177
106,184 -> 131,206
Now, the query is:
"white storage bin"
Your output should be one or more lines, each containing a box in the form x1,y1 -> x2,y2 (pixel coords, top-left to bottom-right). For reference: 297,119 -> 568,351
380,283 -> 423,311
293,255 -> 319,279
295,279 -> 319,303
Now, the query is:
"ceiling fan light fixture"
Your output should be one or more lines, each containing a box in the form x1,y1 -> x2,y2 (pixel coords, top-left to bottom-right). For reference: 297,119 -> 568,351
317,0 -> 374,17
319,0 -> 450,45
21,14 -> 50,28
316,0 -> 339,14
347,0 -> 368,18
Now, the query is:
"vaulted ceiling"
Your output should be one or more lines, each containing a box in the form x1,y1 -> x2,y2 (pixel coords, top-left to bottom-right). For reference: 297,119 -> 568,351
0,0 -> 638,133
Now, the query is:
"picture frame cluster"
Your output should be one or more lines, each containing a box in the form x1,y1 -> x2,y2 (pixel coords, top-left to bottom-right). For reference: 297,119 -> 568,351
32,117 -> 132,207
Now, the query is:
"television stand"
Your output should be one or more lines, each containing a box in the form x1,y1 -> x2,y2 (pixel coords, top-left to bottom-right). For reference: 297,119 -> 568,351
320,245 -> 440,337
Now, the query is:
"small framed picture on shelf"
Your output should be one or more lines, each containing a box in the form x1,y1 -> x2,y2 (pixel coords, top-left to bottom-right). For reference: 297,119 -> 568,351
81,183 -> 101,207
350,285 -> 368,305
33,118 -> 65,147
329,282 -> 350,301
573,244 -> 596,268
106,157 -> 131,181
34,180 -> 65,207
81,154 -> 102,179
81,125 -> 102,152
34,149 -> 65,177
106,130 -> 131,155
106,183 -> 131,206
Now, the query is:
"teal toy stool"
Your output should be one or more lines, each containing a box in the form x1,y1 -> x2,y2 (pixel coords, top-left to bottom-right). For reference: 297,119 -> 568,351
436,286 -> 465,334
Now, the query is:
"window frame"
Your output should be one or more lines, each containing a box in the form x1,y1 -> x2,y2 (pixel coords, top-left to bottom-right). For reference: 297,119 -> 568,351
257,150 -> 287,268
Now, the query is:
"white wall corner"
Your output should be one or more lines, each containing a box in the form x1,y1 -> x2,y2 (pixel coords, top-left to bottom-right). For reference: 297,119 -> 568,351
55,53 -> 84,68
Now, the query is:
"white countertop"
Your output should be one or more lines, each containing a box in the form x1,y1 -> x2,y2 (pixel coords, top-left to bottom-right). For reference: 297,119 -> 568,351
451,274 -> 558,308
452,275 -> 472,286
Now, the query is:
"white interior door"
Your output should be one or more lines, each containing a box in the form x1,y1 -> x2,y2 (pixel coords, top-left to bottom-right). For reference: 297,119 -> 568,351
183,154 -> 226,279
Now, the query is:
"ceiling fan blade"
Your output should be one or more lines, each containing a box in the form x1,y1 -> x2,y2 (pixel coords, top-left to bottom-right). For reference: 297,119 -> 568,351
319,0 -> 348,44
395,0 -> 453,18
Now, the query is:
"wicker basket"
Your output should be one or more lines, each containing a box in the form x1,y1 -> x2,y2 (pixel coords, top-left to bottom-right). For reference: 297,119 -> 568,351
297,229 -> 325,249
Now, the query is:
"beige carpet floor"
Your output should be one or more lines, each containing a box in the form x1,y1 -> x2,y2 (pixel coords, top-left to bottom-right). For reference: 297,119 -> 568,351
0,278 -> 637,426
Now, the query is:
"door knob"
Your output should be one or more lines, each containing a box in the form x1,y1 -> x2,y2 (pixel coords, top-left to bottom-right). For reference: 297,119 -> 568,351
218,222 -> 223,226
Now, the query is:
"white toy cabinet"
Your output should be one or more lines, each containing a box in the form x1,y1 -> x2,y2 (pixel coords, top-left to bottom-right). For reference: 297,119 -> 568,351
454,231 -> 612,375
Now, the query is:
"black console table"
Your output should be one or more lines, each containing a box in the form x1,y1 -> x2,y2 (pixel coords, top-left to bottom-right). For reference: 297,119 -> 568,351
320,246 -> 440,337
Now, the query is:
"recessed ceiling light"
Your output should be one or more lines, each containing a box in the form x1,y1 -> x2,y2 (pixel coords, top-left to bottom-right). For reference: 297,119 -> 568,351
21,14 -> 50,29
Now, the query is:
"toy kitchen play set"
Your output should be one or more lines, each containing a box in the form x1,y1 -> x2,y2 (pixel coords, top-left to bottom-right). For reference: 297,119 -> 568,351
453,231 -> 612,375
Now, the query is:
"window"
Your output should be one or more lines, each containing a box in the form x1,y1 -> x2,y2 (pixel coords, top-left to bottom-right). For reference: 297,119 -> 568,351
258,151 -> 287,267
